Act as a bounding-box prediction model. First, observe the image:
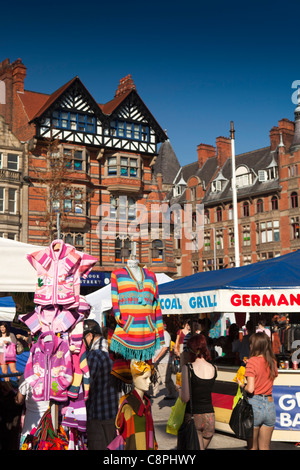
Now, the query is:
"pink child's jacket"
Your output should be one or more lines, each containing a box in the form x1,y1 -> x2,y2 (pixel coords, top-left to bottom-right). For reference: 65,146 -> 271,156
27,239 -> 97,308
24,331 -> 73,402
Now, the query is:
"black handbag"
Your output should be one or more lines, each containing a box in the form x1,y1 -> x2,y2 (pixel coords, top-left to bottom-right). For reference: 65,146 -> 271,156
229,389 -> 253,440
177,364 -> 200,450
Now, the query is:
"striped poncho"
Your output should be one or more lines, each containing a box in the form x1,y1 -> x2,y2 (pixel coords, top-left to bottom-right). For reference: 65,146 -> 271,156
110,267 -> 165,361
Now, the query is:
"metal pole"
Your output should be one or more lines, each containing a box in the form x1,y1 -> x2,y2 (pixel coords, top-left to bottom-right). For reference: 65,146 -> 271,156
212,226 -> 216,270
230,121 -> 240,267
57,212 -> 61,239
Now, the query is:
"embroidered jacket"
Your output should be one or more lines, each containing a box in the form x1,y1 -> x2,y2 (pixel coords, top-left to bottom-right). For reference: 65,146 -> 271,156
24,331 -> 73,402
115,390 -> 157,450
26,240 -> 97,308
110,267 -> 165,361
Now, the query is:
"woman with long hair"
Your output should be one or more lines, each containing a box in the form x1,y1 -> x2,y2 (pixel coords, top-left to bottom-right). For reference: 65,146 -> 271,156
179,334 -> 217,450
244,332 -> 278,450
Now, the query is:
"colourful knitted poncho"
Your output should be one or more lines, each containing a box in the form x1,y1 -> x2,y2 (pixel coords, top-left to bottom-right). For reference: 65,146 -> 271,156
115,390 -> 158,450
110,267 -> 165,361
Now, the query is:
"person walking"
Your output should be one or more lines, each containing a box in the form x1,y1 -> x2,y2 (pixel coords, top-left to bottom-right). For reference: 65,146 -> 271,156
152,323 -> 177,400
83,320 -> 119,450
179,334 -> 217,450
243,332 -> 278,450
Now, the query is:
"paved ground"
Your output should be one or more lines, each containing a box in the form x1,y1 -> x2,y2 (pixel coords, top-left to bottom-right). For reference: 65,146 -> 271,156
150,386 -> 300,451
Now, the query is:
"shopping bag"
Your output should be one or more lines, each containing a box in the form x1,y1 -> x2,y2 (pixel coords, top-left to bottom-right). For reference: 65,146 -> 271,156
3,342 -> 16,362
229,391 -> 253,440
166,397 -> 186,435
232,385 -> 243,409
177,416 -> 200,450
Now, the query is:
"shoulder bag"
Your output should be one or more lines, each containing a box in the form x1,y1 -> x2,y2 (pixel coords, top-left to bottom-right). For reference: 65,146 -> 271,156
229,387 -> 253,440
177,363 -> 200,450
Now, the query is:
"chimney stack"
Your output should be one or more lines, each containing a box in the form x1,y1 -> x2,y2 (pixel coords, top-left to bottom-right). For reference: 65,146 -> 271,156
115,74 -> 136,98
197,143 -> 215,168
216,136 -> 231,168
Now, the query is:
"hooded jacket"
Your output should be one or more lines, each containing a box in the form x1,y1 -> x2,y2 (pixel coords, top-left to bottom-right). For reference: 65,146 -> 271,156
26,239 -> 97,308
24,331 -> 73,402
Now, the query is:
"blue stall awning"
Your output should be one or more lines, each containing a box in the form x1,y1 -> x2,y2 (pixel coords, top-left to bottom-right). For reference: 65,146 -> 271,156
158,251 -> 300,314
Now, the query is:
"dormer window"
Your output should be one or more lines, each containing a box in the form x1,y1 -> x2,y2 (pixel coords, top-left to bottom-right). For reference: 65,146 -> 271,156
211,180 -> 223,192
235,165 -> 253,188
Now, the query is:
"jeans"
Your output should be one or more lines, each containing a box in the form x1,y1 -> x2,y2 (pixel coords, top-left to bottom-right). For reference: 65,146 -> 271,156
248,395 -> 276,428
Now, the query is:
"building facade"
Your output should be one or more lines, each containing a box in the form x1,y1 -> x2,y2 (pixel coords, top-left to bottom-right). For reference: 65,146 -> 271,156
0,58 -> 177,287
165,107 -> 300,277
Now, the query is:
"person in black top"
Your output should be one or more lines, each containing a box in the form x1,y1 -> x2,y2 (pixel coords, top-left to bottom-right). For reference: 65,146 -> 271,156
179,334 -> 217,450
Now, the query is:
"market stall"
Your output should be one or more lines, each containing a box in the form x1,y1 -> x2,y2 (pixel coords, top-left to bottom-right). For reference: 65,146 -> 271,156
158,250 -> 300,442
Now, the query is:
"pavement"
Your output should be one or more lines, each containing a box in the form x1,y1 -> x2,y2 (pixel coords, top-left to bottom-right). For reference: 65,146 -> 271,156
150,385 -> 300,451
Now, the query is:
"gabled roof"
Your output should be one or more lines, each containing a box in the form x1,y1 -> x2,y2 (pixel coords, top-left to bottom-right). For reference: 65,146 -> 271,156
28,76 -> 103,122
22,74 -> 167,143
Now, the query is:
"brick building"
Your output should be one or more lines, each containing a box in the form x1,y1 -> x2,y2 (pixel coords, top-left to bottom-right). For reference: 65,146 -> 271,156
163,103 -> 300,277
0,57 -> 177,288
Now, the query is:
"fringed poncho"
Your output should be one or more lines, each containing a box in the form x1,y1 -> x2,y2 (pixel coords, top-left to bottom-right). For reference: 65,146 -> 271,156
110,267 -> 165,361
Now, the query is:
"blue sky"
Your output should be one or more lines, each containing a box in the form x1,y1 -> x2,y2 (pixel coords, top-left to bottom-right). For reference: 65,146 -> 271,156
2,0 -> 300,165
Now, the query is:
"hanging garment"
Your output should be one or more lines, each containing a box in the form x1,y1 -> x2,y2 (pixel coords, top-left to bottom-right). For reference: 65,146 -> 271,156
115,389 -> 157,450
24,331 -> 73,402
67,341 -> 90,401
110,267 -> 165,361
61,385 -> 87,433
26,239 -> 97,308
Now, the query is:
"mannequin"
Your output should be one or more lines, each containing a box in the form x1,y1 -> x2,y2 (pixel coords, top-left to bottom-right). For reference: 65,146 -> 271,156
110,258 -> 165,360
114,360 -> 158,450
126,242 -> 142,282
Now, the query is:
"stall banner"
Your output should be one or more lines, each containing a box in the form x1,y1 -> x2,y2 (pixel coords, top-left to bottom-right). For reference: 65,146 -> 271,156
273,385 -> 300,430
159,289 -> 300,314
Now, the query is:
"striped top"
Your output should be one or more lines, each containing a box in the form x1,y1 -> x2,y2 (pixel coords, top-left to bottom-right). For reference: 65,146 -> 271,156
110,267 -> 165,361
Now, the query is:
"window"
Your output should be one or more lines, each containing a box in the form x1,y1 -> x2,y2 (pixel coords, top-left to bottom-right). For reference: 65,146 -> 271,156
63,188 -> 84,214
243,225 -> 251,246
7,154 -> 19,171
110,196 -> 117,218
216,229 -> 223,250
115,238 -> 131,263
243,201 -> 250,217
291,217 -> 300,240
204,209 -> 210,225
64,148 -> 83,171
64,232 -> 84,250
235,166 -> 253,188
271,195 -> 278,210
52,111 -> 95,133
256,199 -> 264,213
228,204 -> 233,220
228,227 -> 235,247
8,188 -> 16,213
152,239 -> 163,263
204,231 -> 211,251
106,120 -> 149,142
0,188 -> 4,212
243,255 -> 252,265
203,259 -> 213,271
257,220 -> 280,244
291,192 -> 298,209
192,261 -> 199,274
216,206 -> 222,222
108,157 -> 117,175
120,157 -> 138,177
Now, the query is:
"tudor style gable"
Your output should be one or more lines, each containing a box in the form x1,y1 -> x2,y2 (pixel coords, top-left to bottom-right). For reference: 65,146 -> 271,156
30,77 -> 104,146
100,75 -> 167,155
